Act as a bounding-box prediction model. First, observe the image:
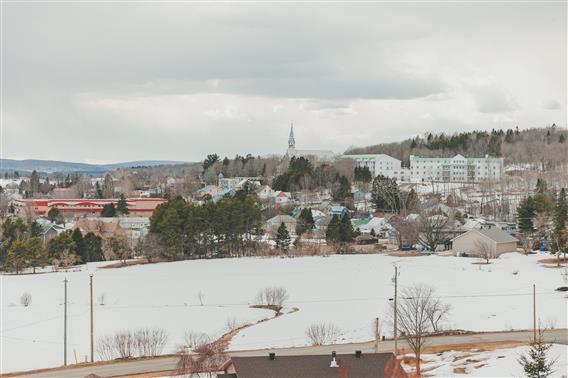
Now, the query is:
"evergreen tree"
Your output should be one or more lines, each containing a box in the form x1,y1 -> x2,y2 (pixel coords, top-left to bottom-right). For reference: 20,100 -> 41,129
29,221 -> 43,238
72,228 -> 85,262
518,331 -> 556,378
26,236 -> 49,274
518,196 -> 536,233
203,153 -> 220,171
102,174 -> 115,198
100,203 -> 117,217
29,170 -> 40,195
296,208 -> 315,235
47,230 -> 77,260
535,178 -> 548,194
5,240 -> 27,274
47,208 -> 62,224
83,233 -> 104,262
331,175 -> 351,202
275,222 -> 290,250
95,182 -> 103,199
326,215 -> 341,242
338,215 -> 354,242
553,188 -> 567,253
559,134 -> 566,144
354,166 -> 372,184
117,194 -> 129,215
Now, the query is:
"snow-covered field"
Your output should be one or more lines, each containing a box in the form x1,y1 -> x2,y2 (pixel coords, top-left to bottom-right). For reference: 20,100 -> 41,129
1,252 -> 566,373
417,344 -> 567,377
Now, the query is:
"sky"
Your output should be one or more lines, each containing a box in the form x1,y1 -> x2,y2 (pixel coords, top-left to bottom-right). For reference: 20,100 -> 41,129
1,2 -> 566,163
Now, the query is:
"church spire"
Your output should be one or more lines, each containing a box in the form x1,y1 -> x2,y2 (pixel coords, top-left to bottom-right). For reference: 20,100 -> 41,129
288,122 -> 295,149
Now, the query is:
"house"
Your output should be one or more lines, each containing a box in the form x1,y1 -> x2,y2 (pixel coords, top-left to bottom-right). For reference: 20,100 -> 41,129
256,185 -> 275,200
328,205 -> 349,220
266,215 -> 297,235
219,351 -> 408,378
274,191 -> 292,205
451,227 -> 519,258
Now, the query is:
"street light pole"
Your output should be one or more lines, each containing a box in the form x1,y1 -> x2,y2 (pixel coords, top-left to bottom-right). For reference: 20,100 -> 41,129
394,266 -> 398,354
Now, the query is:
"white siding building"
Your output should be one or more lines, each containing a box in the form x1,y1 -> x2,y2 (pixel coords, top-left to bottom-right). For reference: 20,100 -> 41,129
409,154 -> 503,182
343,154 -> 402,177
344,153 -> 504,183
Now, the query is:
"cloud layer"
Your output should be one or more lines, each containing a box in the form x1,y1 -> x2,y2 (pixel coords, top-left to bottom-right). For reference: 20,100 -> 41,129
2,3 -> 566,162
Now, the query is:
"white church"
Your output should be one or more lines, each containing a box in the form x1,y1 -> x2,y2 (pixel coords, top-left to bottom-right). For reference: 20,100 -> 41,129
285,124 -> 335,160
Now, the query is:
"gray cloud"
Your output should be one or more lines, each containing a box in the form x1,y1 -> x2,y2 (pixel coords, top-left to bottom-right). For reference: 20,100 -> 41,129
2,2 -> 566,162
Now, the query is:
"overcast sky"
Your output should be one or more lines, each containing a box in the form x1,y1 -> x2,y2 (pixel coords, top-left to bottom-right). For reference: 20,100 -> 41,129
2,2 -> 566,163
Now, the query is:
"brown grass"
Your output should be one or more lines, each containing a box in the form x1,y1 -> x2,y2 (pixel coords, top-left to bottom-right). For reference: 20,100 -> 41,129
388,252 -> 420,257
422,340 -> 526,354
453,367 -> 467,374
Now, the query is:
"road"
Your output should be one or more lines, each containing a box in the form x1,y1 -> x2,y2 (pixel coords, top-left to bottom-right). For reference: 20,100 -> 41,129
10,329 -> 568,378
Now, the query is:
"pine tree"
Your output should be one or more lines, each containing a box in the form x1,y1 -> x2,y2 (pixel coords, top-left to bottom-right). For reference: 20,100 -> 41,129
26,237 -> 48,274
275,222 -> 290,250
72,228 -> 85,262
535,178 -> 548,194
100,203 -> 117,217
326,215 -> 340,242
553,188 -> 567,254
30,170 -> 40,195
518,197 -> 536,233
5,240 -> 27,274
47,207 -> 62,223
117,194 -> 129,215
83,232 -> 104,262
518,331 -> 556,378
95,182 -> 103,199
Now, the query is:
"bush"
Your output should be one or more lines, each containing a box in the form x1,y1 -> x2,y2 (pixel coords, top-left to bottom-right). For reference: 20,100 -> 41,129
305,322 -> 340,346
20,293 -> 32,307
96,327 -> 169,361
254,286 -> 289,308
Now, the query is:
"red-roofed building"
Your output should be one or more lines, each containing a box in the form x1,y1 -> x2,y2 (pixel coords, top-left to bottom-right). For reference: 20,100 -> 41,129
13,198 -> 166,218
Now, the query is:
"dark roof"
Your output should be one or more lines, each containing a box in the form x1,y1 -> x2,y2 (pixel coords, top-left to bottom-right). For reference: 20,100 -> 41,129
229,352 -> 405,378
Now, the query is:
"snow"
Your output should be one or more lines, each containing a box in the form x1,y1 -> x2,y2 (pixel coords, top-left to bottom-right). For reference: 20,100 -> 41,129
2,252 -> 567,373
416,344 -> 567,377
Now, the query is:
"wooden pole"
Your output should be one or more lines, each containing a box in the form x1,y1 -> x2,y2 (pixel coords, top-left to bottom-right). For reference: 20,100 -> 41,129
64,278 -> 68,366
533,284 -> 536,341
375,317 -> 379,353
90,274 -> 94,362
394,266 -> 398,354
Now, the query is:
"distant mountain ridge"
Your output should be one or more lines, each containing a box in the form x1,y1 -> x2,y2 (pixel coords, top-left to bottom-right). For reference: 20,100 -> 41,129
0,159 -> 188,174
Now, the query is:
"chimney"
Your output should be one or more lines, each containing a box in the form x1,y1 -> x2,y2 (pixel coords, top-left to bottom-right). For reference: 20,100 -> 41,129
355,350 -> 362,358
268,352 -> 276,360
330,351 -> 338,368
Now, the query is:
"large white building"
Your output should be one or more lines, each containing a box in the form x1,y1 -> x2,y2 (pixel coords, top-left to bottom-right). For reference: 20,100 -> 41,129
344,153 -> 503,182
409,154 -> 503,182
343,154 -> 403,178
286,125 -> 335,160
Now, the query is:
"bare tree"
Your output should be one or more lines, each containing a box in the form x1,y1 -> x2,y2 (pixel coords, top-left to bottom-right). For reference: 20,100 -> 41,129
518,232 -> 534,255
390,284 -> 449,376
96,335 -> 116,361
20,292 -> 32,307
134,327 -> 168,357
197,290 -> 205,306
254,286 -> 289,312
475,239 -> 494,264
427,298 -> 451,333
418,211 -> 448,251
177,332 -> 227,378
390,216 -> 419,250
305,322 -> 341,346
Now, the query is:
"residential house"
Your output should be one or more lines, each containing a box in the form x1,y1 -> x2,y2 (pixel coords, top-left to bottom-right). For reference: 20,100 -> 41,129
266,215 -> 297,235
451,227 -> 519,258
328,205 -> 349,220
219,351 -> 408,378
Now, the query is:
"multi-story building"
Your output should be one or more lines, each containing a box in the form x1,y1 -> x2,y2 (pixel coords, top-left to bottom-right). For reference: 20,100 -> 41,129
343,154 -> 402,178
344,153 -> 503,182
409,154 -> 503,182
13,198 -> 166,218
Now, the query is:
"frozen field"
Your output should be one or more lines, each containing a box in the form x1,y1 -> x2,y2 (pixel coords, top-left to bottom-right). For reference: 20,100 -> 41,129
1,252 -> 566,373
417,344 -> 567,377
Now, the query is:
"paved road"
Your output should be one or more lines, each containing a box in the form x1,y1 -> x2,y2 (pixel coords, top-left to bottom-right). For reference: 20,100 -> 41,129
12,329 -> 568,378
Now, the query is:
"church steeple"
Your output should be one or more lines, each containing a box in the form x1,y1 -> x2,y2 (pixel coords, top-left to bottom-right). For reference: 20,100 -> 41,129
288,123 -> 295,149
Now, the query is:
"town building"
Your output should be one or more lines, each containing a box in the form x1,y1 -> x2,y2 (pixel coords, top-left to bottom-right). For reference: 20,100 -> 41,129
408,154 -> 503,182
343,154 -> 403,178
344,153 -> 504,183
450,227 -> 519,258
286,125 -> 335,160
13,198 -> 166,218
219,351 -> 407,378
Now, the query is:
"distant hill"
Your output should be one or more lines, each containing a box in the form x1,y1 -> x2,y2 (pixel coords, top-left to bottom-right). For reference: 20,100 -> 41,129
345,126 -> 567,167
0,159 -> 188,174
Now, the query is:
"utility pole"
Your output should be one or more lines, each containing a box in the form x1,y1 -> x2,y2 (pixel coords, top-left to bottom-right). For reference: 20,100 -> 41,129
90,274 -> 94,363
375,317 -> 379,353
63,278 -> 68,366
394,266 -> 398,355
533,284 -> 536,341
